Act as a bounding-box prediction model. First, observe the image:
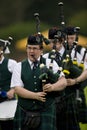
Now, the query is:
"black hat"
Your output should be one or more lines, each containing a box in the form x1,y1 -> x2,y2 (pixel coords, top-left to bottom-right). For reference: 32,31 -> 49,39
0,39 -> 5,47
64,26 -> 76,35
27,33 -> 43,45
0,39 -> 11,54
54,35 -> 63,43
48,27 -> 64,39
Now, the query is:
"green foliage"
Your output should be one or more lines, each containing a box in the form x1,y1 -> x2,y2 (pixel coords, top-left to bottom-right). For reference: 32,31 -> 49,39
80,123 -> 87,130
0,21 -> 51,42
68,10 -> 87,36
0,1 -> 87,36
0,21 -> 51,60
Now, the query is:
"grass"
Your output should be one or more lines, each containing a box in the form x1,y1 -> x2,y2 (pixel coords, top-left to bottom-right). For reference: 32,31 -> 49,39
80,123 -> 87,130
80,87 -> 87,130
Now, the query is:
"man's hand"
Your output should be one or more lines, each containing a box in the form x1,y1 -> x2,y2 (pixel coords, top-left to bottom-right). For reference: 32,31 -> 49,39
7,88 -> 15,99
35,92 -> 47,102
67,78 -> 76,86
43,83 -> 53,92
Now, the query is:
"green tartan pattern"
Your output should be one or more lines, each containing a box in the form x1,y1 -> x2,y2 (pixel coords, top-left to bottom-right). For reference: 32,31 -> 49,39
56,93 -> 80,130
13,102 -> 57,130
56,87 -> 87,130
77,89 -> 87,123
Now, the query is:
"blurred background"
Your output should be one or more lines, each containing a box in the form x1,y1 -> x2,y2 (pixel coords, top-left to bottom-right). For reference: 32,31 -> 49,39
0,0 -> 87,61
0,0 -> 87,129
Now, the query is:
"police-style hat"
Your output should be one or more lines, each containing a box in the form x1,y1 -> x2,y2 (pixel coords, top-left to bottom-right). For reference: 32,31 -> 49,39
0,39 -> 5,47
54,35 -> 63,43
48,27 -> 64,39
27,33 -> 43,45
0,38 -> 11,54
64,26 -> 76,35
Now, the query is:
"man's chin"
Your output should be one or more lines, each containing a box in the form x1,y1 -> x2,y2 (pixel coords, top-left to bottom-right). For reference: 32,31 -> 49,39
29,56 -> 36,61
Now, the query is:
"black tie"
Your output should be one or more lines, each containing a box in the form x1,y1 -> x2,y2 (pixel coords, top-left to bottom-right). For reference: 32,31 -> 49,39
55,52 -> 61,66
33,61 -> 38,70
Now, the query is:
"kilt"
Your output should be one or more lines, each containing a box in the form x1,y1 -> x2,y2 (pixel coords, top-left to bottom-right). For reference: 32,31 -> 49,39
78,88 -> 87,123
56,93 -> 80,130
13,102 -> 57,130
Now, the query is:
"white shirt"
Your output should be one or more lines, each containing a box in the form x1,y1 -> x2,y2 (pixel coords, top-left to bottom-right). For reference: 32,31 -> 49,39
11,58 -> 64,88
43,53 -> 49,59
80,47 -> 87,62
43,47 -> 87,69
58,46 -> 65,57
71,48 -> 87,69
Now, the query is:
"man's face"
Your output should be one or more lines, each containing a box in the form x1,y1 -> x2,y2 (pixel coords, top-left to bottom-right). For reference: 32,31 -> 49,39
0,46 -> 4,60
55,42 -> 62,51
67,34 -> 76,48
0,46 -> 4,54
48,39 -> 54,49
26,45 -> 42,62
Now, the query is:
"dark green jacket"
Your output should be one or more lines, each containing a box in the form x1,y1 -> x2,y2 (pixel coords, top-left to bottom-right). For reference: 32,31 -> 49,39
0,58 -> 12,91
18,58 -> 55,111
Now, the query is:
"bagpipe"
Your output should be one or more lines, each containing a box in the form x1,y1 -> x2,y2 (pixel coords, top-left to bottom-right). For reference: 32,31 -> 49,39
34,12 -> 50,45
34,13 -> 61,86
61,34 -> 85,84
39,59 -> 60,85
62,53 -> 83,84
58,2 -> 87,93
58,2 -> 65,31
57,10 -> 83,79
58,5 -> 87,89
60,21 -> 85,80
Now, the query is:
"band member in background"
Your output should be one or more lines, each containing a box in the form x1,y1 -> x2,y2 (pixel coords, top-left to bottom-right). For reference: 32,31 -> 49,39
64,26 -> 87,128
43,26 -> 87,130
0,38 -> 17,130
43,27 -> 70,130
43,27 -> 64,60
10,33 -> 67,130
64,26 -> 87,62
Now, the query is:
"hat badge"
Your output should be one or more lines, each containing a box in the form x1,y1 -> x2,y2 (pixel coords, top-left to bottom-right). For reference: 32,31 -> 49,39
57,31 -> 62,37
36,36 -> 41,43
